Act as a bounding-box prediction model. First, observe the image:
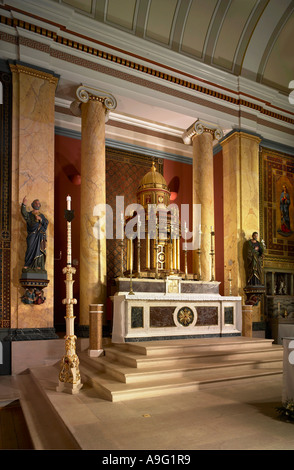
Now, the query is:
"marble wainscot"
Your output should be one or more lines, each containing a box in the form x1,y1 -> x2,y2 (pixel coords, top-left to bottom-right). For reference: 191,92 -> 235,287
111,277 -> 242,342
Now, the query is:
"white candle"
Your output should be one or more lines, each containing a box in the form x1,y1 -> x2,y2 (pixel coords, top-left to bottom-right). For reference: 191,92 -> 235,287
199,224 -> 202,249
66,195 -> 71,210
121,212 -> 124,238
138,215 -> 141,240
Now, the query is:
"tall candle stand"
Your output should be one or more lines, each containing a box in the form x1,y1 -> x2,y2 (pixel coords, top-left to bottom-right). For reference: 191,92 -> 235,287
129,236 -> 135,295
197,224 -> 202,280
56,195 -> 82,394
137,215 -> 141,278
155,216 -> 159,279
210,226 -> 215,282
120,213 -> 125,277
184,222 -> 188,280
228,269 -> 232,296
225,262 -> 233,296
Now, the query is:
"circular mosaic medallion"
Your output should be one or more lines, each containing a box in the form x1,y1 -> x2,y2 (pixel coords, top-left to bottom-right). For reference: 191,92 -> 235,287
177,307 -> 194,327
158,251 -> 165,262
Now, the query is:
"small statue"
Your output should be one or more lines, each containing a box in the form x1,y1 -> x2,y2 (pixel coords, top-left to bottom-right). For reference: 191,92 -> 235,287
245,232 -> 264,286
21,287 -> 36,304
21,287 -> 46,305
21,197 -> 48,272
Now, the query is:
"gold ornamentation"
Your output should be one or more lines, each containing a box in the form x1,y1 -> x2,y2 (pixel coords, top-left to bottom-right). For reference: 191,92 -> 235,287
59,335 -> 81,384
9,63 -> 58,85
177,307 -> 194,326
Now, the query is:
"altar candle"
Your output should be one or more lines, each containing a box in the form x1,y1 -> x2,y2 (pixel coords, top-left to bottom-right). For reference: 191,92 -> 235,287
211,226 -> 214,250
121,212 -> 124,238
184,222 -> 187,250
138,215 -> 141,240
66,195 -> 71,210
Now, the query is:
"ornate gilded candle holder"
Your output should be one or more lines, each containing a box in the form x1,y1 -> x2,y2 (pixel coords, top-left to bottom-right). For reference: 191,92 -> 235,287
56,196 -> 83,394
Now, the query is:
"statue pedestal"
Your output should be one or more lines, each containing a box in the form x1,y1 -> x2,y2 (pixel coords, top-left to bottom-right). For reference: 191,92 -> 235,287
20,271 -> 50,305
243,285 -> 266,307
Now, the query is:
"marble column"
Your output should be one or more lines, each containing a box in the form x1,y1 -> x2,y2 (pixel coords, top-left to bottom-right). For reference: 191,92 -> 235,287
182,120 -> 223,281
10,62 -> 58,331
71,86 -> 117,327
220,131 -> 261,308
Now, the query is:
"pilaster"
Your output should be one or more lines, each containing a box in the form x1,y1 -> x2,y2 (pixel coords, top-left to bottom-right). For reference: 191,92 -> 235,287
9,62 -> 58,329
220,130 -> 262,318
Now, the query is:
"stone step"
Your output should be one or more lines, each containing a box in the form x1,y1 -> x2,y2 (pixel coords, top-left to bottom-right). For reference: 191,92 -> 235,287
79,359 -> 282,402
104,345 -> 283,369
80,354 -> 283,383
76,337 -> 283,401
113,337 -> 277,357
15,370 -> 81,450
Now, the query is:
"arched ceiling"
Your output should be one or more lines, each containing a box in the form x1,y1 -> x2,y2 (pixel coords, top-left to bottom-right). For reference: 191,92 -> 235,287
57,0 -> 294,94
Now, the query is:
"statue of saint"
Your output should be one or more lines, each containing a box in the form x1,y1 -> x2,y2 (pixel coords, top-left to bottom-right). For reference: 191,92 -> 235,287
279,184 -> 291,235
21,197 -> 49,272
246,232 -> 264,286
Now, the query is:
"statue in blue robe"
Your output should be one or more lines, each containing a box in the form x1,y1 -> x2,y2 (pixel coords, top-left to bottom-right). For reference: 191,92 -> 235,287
21,197 -> 48,272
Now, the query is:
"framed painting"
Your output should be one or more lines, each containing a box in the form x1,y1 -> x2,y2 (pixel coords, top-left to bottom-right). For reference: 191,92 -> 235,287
260,147 -> 294,269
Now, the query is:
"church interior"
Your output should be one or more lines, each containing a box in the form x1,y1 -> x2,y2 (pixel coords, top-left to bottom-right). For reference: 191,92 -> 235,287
0,0 -> 294,451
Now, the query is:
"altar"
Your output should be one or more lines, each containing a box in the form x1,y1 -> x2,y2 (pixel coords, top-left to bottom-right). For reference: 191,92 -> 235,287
112,277 -> 242,342
111,162 -> 242,343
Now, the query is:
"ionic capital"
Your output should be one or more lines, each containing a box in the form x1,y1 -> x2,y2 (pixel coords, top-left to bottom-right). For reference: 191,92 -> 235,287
70,85 -> 117,121
182,120 -> 223,145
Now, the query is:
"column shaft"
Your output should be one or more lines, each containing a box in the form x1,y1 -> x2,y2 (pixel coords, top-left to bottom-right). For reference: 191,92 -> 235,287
79,100 -> 107,326
192,131 -> 214,281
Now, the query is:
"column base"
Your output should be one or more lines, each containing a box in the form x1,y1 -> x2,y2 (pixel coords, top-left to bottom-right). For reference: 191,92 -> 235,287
88,348 -> 104,357
56,380 -> 83,395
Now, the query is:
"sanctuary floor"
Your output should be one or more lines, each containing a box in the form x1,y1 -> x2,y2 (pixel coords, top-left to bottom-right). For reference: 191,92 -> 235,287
0,371 -> 293,451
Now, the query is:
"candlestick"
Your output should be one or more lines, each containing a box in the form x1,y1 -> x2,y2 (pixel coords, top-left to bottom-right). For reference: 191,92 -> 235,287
120,213 -> 125,277
210,226 -> 215,282
121,212 -> 124,239
184,223 -> 188,279
129,235 -> 135,294
155,216 -> 159,278
57,196 -> 82,394
137,216 -> 141,277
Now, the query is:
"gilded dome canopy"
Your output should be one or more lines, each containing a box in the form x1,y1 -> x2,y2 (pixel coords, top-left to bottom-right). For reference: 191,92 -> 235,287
137,161 -> 169,191
137,161 -> 170,208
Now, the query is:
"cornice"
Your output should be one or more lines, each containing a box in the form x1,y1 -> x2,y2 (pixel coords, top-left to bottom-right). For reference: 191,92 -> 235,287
1,7 -> 294,130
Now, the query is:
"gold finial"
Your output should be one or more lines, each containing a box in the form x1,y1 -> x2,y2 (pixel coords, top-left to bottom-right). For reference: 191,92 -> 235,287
151,160 -> 156,172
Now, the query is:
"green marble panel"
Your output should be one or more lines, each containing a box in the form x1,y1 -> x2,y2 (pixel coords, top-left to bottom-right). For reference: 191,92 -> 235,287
224,307 -> 234,324
131,306 -> 144,328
